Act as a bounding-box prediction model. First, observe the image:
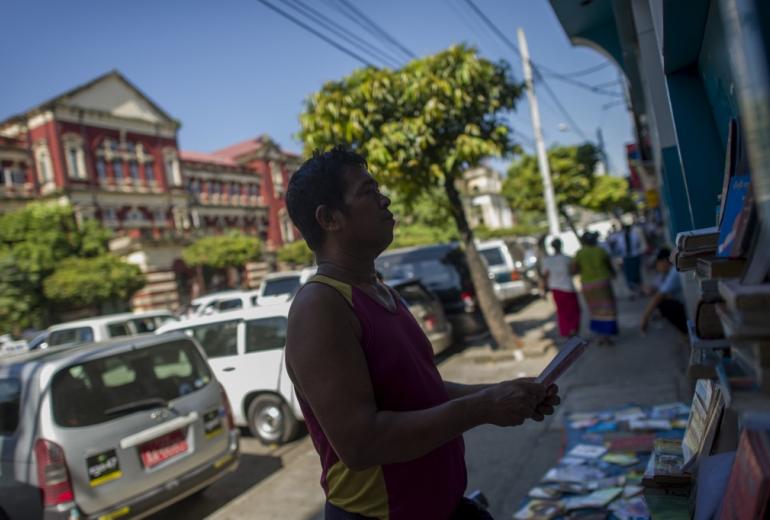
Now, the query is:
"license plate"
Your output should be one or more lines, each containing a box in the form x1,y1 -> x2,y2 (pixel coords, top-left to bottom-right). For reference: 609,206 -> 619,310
204,409 -> 223,438
139,430 -> 188,468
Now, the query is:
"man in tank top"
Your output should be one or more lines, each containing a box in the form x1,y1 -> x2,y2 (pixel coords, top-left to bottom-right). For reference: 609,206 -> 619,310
284,146 -> 560,519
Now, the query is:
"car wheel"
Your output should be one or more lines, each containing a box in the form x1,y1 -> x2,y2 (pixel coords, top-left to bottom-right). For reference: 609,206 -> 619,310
247,394 -> 299,445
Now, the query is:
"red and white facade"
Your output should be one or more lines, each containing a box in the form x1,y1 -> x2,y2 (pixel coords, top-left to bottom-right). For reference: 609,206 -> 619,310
0,71 -> 301,310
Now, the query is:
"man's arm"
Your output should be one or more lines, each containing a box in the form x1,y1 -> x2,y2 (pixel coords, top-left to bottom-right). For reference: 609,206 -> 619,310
286,284 -> 549,471
640,291 -> 665,332
444,381 -> 493,399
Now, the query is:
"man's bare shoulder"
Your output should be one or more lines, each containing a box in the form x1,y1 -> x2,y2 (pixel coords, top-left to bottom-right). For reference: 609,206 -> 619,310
288,282 -> 360,342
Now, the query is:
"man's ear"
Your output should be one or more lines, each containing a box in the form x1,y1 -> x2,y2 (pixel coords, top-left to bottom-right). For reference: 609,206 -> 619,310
315,205 -> 342,233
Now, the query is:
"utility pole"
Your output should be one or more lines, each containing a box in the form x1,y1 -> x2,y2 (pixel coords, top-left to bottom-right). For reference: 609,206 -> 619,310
517,27 -> 560,235
596,127 -> 610,175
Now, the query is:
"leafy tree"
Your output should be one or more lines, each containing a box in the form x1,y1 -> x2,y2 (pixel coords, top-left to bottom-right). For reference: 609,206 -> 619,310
277,240 -> 315,267
299,44 -> 524,349
0,202 -> 120,333
388,189 -> 458,249
580,174 -> 637,216
44,256 -> 144,308
182,231 -> 262,269
504,143 -> 600,234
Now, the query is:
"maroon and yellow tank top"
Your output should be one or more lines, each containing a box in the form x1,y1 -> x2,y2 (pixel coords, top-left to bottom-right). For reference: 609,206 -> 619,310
297,274 -> 467,519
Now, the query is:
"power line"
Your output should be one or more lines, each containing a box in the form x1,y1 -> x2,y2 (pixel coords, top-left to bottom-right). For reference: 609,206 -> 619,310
331,0 -> 416,60
461,0 -> 593,142
282,0 -> 402,68
257,0 -> 375,66
549,62 -> 612,78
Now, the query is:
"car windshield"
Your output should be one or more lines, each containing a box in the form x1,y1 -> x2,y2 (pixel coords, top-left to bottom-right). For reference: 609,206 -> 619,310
394,283 -> 431,306
48,326 -> 95,347
0,378 -> 21,435
479,247 -> 506,267
263,277 -> 301,297
50,339 -> 212,427
378,259 -> 459,290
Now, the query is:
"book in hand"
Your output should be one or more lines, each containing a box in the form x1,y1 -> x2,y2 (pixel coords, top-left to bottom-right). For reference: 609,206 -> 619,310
535,336 -> 588,386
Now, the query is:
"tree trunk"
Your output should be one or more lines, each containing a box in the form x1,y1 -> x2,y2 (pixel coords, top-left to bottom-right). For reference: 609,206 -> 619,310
444,176 -> 523,351
558,205 -> 582,244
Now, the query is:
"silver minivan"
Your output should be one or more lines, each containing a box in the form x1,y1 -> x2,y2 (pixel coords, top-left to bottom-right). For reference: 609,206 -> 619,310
0,334 -> 239,519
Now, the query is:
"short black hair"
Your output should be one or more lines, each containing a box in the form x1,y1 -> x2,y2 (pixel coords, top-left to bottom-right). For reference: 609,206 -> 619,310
286,146 -> 367,250
656,248 -> 672,262
551,238 -> 562,252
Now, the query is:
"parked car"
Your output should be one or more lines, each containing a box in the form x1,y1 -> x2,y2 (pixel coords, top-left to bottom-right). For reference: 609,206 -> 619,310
376,243 -> 487,338
156,303 -> 302,445
0,333 -> 239,520
184,290 -> 260,318
476,239 -> 532,304
387,278 -> 453,355
45,310 -> 178,349
255,267 -> 316,306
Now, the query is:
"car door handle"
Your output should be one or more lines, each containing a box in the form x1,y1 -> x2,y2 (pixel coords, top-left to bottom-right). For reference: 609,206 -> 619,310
223,367 -> 236,372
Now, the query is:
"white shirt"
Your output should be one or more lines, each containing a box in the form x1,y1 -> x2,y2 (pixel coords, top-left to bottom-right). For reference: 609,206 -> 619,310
541,254 -> 576,292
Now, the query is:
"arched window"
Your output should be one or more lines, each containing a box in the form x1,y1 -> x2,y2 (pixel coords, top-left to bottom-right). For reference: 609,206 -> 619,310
34,143 -> 54,186
62,134 -> 87,179
279,209 -> 294,242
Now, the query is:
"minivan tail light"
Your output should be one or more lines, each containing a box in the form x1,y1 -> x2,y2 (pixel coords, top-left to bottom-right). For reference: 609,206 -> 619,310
219,383 -> 235,430
460,291 -> 475,312
34,438 -> 74,506
510,271 -> 522,281
423,314 -> 437,332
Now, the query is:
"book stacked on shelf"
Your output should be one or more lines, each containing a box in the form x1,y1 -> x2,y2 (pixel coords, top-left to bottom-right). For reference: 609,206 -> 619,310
671,226 -> 719,272
682,380 -> 724,471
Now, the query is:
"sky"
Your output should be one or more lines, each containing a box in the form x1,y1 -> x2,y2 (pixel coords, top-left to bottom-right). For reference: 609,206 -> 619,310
1,0 -> 633,176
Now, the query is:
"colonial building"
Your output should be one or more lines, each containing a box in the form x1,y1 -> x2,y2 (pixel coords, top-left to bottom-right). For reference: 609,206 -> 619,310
460,165 -> 514,230
0,70 -> 300,311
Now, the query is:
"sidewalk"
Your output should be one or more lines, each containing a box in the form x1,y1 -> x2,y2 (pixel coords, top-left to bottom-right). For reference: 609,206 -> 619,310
207,289 -> 690,520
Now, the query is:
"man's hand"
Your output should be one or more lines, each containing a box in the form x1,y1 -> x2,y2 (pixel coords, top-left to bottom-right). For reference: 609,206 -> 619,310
531,384 -> 560,421
477,379 -> 548,427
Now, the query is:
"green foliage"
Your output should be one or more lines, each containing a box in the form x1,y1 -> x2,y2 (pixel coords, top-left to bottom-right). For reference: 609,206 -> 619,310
504,144 -> 600,213
299,44 -> 521,203
44,256 -> 145,308
277,240 -> 314,266
388,189 -> 459,248
580,174 -> 637,214
0,202 -> 119,333
182,231 -> 262,269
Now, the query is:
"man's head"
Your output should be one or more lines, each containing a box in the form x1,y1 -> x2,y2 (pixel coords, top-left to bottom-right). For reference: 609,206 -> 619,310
655,248 -> 672,273
551,238 -> 562,254
286,146 -> 394,256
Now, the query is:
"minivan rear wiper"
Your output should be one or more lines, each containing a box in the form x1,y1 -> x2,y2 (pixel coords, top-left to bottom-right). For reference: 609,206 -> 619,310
104,398 -> 170,416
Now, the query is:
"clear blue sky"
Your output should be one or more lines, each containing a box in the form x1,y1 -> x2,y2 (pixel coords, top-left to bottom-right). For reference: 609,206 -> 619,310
1,0 -> 632,175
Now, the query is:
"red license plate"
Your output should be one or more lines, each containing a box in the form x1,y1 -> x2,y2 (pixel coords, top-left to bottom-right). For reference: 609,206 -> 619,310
139,430 -> 188,468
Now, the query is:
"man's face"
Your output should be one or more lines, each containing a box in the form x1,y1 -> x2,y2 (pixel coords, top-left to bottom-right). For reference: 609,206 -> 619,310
655,259 -> 669,273
337,164 -> 394,254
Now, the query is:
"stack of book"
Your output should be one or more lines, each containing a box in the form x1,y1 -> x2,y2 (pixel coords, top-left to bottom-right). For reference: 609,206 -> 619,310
716,280 -> 770,395
682,379 -> 725,471
671,226 -> 719,272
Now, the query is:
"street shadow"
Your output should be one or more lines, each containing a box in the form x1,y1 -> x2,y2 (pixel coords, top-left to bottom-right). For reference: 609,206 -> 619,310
147,452 -> 283,519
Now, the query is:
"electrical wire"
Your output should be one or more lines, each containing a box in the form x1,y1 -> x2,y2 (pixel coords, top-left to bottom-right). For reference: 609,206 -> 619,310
331,0 -> 416,60
257,0 -> 375,66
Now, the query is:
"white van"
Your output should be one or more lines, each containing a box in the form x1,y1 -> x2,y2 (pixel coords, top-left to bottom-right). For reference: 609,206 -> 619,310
476,239 -> 531,304
156,303 -> 302,445
46,310 -> 178,349
255,267 -> 316,306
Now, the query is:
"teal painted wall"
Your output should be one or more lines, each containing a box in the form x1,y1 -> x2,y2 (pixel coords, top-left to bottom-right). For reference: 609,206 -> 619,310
661,145 -> 694,237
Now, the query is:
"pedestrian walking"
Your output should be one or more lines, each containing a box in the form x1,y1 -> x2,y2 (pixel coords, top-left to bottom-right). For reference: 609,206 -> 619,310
283,146 -> 560,519
616,222 -> 646,298
572,232 -> 618,345
541,238 -> 580,338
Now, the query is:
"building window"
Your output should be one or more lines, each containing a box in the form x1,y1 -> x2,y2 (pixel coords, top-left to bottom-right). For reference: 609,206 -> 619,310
249,184 -> 259,197
280,210 -> 294,243
63,135 -> 87,179
34,144 -> 54,185
163,148 -> 181,186
230,182 -> 239,197
129,161 -> 139,182
113,160 -> 124,181
270,162 -> 284,196
126,208 -> 144,224
211,181 -> 220,195
153,209 -> 166,224
188,178 -> 200,195
144,162 -> 154,182
96,158 -> 107,181
102,208 -> 118,226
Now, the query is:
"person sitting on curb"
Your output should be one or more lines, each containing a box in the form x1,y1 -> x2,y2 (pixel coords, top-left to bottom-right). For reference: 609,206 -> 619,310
284,146 -> 560,520
640,248 -> 688,336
